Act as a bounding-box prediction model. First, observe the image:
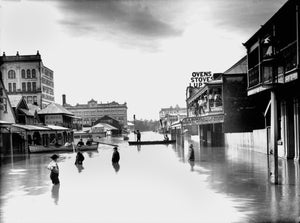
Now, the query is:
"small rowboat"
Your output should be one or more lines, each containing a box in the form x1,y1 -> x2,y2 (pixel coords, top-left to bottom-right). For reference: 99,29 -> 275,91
29,143 -> 99,153
128,140 -> 176,145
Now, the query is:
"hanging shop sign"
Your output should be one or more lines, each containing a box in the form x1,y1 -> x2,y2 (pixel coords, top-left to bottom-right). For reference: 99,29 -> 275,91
190,72 -> 213,88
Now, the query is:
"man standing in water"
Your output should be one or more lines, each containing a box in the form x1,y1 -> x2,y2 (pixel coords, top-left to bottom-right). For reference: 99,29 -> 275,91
112,147 -> 120,163
188,144 -> 195,162
47,154 -> 60,185
136,130 -> 141,142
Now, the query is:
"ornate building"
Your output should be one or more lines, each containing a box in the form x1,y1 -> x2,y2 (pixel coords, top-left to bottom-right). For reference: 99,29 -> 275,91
0,51 -> 54,109
63,95 -> 128,128
159,105 -> 187,132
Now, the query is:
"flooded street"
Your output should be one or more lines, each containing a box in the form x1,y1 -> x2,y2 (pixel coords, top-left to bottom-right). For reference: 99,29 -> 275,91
1,132 -> 299,223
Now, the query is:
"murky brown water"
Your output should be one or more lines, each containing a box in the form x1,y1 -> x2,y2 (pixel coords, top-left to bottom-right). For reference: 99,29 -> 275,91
1,132 -> 299,223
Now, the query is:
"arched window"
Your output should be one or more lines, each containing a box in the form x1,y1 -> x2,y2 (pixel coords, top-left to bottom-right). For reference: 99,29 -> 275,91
8,70 -> 16,79
27,69 -> 31,79
21,69 -> 26,78
32,69 -> 36,78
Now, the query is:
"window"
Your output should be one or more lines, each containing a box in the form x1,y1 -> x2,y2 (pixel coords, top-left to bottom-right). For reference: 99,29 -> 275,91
32,82 -> 36,91
8,70 -> 16,79
22,82 -> 26,91
22,69 -> 26,78
32,69 -> 36,78
13,83 -> 16,92
27,96 -> 33,104
0,87 -> 7,113
27,69 -> 31,79
33,96 -> 38,105
27,82 -> 31,92
8,83 -> 12,92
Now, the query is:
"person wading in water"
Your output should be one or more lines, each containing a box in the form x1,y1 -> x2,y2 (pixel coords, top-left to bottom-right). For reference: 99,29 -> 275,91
47,154 -> 60,185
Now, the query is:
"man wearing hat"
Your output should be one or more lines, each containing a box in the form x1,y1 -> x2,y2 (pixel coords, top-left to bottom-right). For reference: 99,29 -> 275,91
47,154 -> 60,185
111,147 -> 120,164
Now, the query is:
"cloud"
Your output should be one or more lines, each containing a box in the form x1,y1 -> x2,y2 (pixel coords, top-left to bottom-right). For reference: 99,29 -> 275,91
208,0 -> 287,34
55,0 -> 183,49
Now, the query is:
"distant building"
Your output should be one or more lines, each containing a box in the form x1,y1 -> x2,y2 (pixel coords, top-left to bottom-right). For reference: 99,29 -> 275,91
159,105 -> 187,132
0,51 -> 54,109
8,95 -> 39,125
63,95 -> 128,128
0,74 -> 15,124
38,103 -> 75,129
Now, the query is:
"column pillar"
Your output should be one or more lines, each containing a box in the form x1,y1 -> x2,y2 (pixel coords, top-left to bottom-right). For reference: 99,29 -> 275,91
294,98 -> 299,161
271,90 -> 279,184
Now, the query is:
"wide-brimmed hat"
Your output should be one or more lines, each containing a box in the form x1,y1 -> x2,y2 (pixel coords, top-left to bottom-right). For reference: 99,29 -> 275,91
50,154 -> 59,160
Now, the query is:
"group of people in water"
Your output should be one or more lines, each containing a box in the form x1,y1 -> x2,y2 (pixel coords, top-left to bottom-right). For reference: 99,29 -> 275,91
47,133 -> 196,184
47,138 -> 121,185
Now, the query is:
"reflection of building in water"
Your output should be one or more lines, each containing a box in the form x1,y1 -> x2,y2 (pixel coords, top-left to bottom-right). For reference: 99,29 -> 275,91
63,95 -> 127,128
0,51 -> 54,109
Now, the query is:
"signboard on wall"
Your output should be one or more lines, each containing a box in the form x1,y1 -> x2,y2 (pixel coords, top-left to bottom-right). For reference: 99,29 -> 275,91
190,72 -> 213,88
45,114 -> 63,124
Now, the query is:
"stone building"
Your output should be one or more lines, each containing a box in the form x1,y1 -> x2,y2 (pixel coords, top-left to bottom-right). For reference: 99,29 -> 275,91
159,105 -> 187,132
0,51 -> 54,109
62,95 -> 128,128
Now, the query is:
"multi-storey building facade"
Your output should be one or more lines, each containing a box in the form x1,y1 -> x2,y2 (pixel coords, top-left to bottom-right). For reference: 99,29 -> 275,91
63,95 -> 128,128
159,105 -> 187,132
244,0 -> 299,160
0,51 -> 54,109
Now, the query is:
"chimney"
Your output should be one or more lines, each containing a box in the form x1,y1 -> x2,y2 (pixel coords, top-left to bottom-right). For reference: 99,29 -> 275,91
62,94 -> 66,106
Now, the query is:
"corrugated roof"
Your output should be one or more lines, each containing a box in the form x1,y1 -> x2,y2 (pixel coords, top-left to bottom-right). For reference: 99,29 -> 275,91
8,95 -> 23,108
19,108 -> 34,116
46,125 -> 70,131
92,123 -> 118,130
38,103 -> 74,115
28,104 -> 41,113
12,124 -> 50,131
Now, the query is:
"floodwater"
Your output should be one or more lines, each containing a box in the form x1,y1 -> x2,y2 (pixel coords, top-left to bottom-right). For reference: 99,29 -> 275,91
0,132 -> 299,223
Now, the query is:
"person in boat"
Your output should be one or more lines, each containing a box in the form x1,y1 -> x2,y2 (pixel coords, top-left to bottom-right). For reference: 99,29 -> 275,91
112,147 -> 120,163
188,144 -> 195,162
164,134 -> 169,141
47,154 -> 60,185
135,130 -> 141,142
75,149 -> 85,165
86,136 -> 93,146
64,140 -> 72,147
77,139 -> 84,147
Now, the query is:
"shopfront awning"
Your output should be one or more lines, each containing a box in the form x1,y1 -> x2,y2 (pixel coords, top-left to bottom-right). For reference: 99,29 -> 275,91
46,125 -> 70,131
182,114 -> 224,126
12,124 -> 50,131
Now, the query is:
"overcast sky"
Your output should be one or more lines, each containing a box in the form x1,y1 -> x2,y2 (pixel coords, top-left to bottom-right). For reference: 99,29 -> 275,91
1,0 -> 286,120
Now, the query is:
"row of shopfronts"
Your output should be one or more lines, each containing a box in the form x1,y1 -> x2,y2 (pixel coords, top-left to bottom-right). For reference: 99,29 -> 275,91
171,0 -> 299,162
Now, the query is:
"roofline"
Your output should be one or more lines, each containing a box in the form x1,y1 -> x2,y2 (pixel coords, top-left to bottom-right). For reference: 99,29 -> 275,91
243,0 -> 296,47
223,55 -> 247,74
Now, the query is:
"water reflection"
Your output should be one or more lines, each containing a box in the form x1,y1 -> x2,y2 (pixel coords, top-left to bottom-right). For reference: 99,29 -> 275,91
136,145 -> 141,152
112,162 -> 120,173
188,160 -> 195,171
1,132 -> 299,223
75,164 -> 84,173
51,184 -> 60,205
